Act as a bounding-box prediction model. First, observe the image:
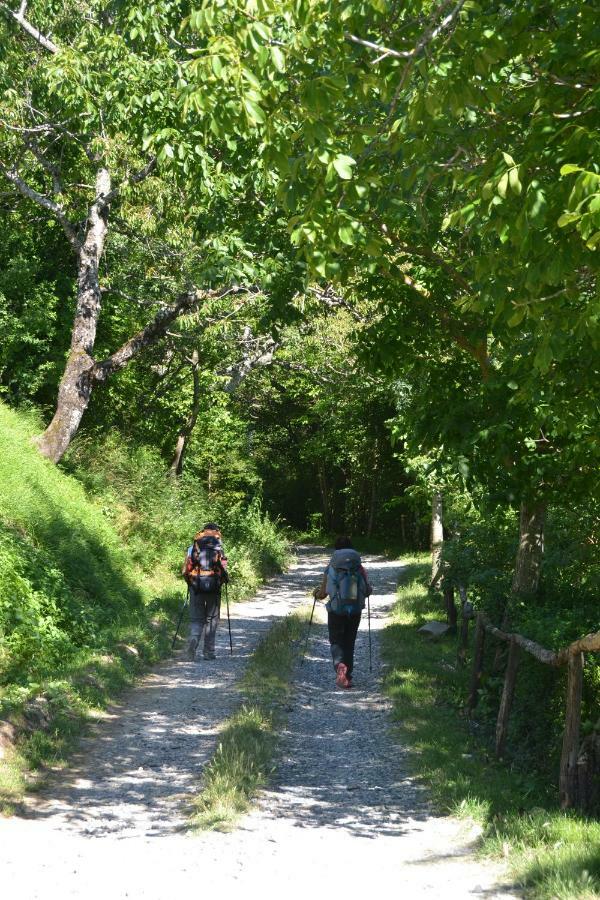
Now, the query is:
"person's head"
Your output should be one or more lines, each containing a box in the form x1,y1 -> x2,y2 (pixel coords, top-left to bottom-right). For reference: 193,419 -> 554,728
203,522 -> 220,532
334,535 -> 353,550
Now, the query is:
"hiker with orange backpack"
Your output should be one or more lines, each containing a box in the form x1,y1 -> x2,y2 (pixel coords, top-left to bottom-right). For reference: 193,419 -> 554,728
182,522 -> 229,660
313,536 -> 372,688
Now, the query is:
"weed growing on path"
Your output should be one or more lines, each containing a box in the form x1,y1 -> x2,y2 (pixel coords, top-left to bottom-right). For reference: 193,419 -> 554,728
189,608 -> 309,831
381,556 -> 600,900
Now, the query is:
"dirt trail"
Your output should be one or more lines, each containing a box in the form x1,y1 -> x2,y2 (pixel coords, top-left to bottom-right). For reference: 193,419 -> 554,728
0,548 -> 520,898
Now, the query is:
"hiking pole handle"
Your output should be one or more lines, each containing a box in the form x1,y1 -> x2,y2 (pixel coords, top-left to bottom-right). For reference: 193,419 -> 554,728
172,585 -> 190,651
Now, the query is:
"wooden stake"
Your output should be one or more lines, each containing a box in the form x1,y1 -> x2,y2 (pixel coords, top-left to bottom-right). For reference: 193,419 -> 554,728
495,637 -> 520,758
467,612 -> 485,713
559,651 -> 584,809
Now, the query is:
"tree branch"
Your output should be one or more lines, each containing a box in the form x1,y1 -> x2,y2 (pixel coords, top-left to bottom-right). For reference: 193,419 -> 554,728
309,284 -> 364,321
91,286 -> 253,383
346,0 -> 466,63
101,157 -> 157,205
0,1 -> 59,53
0,160 -> 80,249
220,329 -> 280,393
24,136 -> 63,194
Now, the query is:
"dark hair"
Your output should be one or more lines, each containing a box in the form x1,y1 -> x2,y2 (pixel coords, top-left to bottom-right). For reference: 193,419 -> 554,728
334,535 -> 353,550
203,522 -> 221,532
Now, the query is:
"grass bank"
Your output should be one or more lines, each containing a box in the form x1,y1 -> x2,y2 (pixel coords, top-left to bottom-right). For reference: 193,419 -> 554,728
381,556 -> 600,900
189,608 -> 309,831
0,402 -> 290,813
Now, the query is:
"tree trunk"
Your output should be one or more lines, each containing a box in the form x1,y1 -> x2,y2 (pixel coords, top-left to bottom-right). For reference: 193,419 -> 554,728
431,492 -> 444,587
169,350 -> 200,477
494,497 -> 546,669
367,442 -> 379,538
35,168 -> 111,462
512,498 -> 546,596
318,463 -> 330,530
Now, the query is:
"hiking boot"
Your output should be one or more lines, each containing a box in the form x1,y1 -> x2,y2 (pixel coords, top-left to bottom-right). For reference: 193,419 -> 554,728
335,662 -> 349,688
186,637 -> 198,660
203,650 -> 216,660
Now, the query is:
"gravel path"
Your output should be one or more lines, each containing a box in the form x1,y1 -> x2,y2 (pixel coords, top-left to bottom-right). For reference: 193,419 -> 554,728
0,547 -> 520,898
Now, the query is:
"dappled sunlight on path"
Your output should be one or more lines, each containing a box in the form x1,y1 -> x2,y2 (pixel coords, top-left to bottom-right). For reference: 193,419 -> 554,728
0,547 -> 520,898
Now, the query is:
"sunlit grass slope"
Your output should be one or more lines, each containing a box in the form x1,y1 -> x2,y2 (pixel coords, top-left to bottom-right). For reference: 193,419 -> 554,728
0,402 -> 290,811
0,403 -> 147,689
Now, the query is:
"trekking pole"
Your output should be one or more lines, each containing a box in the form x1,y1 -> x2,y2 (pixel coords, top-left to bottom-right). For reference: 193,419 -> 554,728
367,591 -> 372,672
172,584 -> 190,651
300,592 -> 318,666
224,581 -> 233,655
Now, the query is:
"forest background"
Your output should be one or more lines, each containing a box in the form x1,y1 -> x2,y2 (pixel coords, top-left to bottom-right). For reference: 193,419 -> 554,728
0,0 -> 598,884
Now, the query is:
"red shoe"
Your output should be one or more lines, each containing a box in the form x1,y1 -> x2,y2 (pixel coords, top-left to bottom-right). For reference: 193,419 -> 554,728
335,663 -> 349,688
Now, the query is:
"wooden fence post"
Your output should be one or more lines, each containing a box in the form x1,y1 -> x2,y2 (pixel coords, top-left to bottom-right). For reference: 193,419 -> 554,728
458,611 -> 470,667
467,612 -> 486,713
444,581 -> 458,633
495,637 -> 520,758
559,651 -> 584,809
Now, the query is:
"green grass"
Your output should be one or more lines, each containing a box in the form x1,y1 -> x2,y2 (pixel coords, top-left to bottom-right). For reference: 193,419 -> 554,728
381,555 -> 600,900
0,401 -> 291,813
189,608 -> 309,831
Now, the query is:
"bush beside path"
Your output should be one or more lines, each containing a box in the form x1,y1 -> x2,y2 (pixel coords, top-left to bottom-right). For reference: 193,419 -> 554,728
0,548 -> 519,898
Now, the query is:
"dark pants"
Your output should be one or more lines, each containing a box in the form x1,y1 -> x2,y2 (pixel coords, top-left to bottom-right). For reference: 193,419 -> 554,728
327,610 -> 361,676
189,588 -> 221,653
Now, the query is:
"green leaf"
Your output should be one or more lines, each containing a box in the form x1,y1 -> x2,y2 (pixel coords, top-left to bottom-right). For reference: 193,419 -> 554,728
497,172 -> 509,199
586,231 -> 600,249
557,211 -> 580,228
243,97 -> 266,124
560,164 -> 583,176
338,224 -> 355,245
509,167 -> 522,196
507,307 -> 525,327
270,46 -> 286,72
332,154 -> 356,180
502,151 -> 516,167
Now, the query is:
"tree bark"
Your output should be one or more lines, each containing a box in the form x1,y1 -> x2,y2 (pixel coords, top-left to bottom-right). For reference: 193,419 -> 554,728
318,463 -> 330,530
512,498 -> 546,596
35,167 -> 111,462
495,637 -> 520,758
169,350 -> 200,477
367,440 -> 380,538
559,651 -> 584,809
431,492 -> 444,587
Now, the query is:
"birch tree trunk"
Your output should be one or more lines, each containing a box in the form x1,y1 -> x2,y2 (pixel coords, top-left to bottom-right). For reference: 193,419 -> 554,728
431,491 -> 444,587
35,168 -> 111,462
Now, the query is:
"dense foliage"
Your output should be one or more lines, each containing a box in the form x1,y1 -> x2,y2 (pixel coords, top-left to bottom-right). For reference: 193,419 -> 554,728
0,0 -> 598,852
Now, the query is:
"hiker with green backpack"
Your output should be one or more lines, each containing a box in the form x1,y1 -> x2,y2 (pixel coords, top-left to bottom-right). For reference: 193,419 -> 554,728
181,522 -> 229,661
313,536 -> 372,689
